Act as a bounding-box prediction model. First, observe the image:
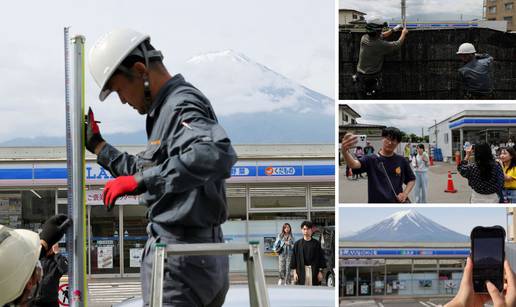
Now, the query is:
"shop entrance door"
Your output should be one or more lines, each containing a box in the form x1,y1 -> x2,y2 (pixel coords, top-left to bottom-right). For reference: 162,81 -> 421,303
121,205 -> 148,277
89,206 -> 121,277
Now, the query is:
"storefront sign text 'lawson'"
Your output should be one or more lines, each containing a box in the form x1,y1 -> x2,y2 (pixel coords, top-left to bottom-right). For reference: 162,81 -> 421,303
86,166 -> 114,180
259,166 -> 302,177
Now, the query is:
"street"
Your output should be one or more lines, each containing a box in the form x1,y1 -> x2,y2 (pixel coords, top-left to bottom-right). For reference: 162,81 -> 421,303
87,275 -> 301,306
339,162 -> 472,203
340,298 -> 493,307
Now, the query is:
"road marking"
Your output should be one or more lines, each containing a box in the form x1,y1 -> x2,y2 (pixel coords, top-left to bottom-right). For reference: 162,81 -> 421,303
378,303 -> 385,307
426,302 -> 441,307
419,302 -> 432,307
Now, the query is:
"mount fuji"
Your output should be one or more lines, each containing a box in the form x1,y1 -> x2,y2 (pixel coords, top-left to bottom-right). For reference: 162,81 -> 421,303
342,210 -> 469,243
183,50 -> 334,144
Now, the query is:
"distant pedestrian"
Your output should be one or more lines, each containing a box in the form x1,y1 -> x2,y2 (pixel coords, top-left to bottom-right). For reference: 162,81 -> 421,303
353,147 -> 365,180
404,144 -> 411,162
412,144 -> 430,203
498,147 -> 516,203
274,223 -> 294,285
458,143 -> 504,203
457,43 -> 494,99
364,142 -> 375,156
290,221 -> 326,286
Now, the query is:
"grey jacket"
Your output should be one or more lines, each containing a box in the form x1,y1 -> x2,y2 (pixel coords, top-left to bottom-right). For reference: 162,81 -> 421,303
458,54 -> 493,94
98,74 -> 237,228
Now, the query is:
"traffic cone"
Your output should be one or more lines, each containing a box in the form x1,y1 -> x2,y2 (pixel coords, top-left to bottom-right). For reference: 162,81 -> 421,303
444,171 -> 457,193
429,156 -> 434,166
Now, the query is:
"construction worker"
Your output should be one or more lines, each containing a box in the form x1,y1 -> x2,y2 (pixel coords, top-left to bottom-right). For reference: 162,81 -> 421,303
0,214 -> 70,307
33,243 -> 68,307
87,29 -> 237,306
354,17 -> 409,99
457,43 -> 494,99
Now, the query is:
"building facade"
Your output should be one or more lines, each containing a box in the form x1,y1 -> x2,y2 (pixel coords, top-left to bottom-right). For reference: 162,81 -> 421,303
0,144 -> 334,277
484,0 -> 515,31
429,110 -> 516,161
339,9 -> 366,25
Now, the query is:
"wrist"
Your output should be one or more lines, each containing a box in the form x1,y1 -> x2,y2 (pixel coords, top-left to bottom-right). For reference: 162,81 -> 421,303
94,141 -> 107,155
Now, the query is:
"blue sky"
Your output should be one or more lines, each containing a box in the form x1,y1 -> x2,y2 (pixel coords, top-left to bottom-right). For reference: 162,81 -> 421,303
340,207 -> 508,237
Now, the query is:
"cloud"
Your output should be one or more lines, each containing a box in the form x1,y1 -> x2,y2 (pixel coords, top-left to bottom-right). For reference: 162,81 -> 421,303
340,0 -> 483,21
0,0 -> 333,142
348,103 -> 516,135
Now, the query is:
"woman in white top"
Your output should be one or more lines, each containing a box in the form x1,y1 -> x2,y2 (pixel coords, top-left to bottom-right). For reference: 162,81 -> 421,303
412,144 -> 430,203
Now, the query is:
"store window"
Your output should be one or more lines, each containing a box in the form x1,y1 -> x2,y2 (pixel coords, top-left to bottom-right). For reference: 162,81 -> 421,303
385,259 -> 412,296
311,184 -> 335,208
227,185 -> 246,220
412,259 -> 439,296
90,206 -> 120,275
249,185 -> 306,209
438,259 -> 465,295
21,190 -> 56,232
0,191 -> 23,229
342,266 -> 358,297
372,264 -> 386,295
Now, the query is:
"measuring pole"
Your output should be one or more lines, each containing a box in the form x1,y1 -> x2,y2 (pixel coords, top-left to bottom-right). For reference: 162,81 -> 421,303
64,29 -> 88,306
401,0 -> 407,27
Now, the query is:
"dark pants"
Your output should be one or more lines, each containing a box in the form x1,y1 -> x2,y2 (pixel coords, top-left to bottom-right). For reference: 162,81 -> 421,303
354,72 -> 383,99
141,223 -> 229,307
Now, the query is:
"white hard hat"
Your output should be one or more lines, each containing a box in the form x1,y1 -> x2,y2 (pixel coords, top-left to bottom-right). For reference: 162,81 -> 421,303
366,16 -> 386,26
89,29 -> 150,101
457,43 -> 476,54
0,225 -> 41,305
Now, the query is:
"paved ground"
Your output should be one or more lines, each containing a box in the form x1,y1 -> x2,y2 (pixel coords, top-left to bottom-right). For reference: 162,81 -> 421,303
87,275 -> 294,306
339,162 -> 471,203
340,297 -> 493,307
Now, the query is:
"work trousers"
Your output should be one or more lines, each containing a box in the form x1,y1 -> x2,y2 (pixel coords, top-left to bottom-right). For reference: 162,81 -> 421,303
141,222 -> 229,307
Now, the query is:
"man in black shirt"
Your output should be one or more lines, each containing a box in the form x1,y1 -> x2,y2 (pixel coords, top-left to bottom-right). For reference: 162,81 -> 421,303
341,127 -> 416,203
290,221 -> 326,286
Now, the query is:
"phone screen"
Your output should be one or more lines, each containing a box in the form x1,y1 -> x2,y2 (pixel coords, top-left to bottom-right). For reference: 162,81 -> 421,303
472,237 -> 504,292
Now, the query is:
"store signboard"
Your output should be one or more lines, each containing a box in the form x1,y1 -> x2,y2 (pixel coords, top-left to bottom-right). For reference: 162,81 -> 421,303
340,248 -> 470,258
86,190 -> 139,205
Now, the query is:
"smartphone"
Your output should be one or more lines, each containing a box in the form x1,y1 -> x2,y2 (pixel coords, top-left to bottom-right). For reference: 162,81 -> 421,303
471,226 -> 505,293
354,135 -> 367,148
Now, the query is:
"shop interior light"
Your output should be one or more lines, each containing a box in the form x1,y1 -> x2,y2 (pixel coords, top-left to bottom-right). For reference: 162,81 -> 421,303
30,189 -> 42,199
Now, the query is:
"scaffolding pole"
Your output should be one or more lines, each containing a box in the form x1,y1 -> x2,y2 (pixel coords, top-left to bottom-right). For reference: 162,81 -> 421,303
64,30 -> 87,306
401,0 -> 407,27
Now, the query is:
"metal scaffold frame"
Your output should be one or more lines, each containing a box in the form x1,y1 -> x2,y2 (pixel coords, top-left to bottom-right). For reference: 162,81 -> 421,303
64,28 -> 87,307
150,242 -> 271,307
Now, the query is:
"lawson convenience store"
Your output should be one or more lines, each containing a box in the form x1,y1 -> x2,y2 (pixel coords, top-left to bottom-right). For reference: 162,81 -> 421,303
0,144 -> 334,277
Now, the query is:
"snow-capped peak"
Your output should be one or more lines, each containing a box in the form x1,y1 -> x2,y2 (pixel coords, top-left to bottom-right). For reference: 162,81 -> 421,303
186,49 -> 251,65
343,210 -> 469,243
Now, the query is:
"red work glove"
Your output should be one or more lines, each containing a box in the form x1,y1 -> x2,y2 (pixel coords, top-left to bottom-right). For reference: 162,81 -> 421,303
85,107 -> 105,154
102,176 -> 140,211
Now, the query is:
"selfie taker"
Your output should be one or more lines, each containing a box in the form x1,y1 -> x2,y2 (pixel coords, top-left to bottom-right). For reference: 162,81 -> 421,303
341,127 -> 415,203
